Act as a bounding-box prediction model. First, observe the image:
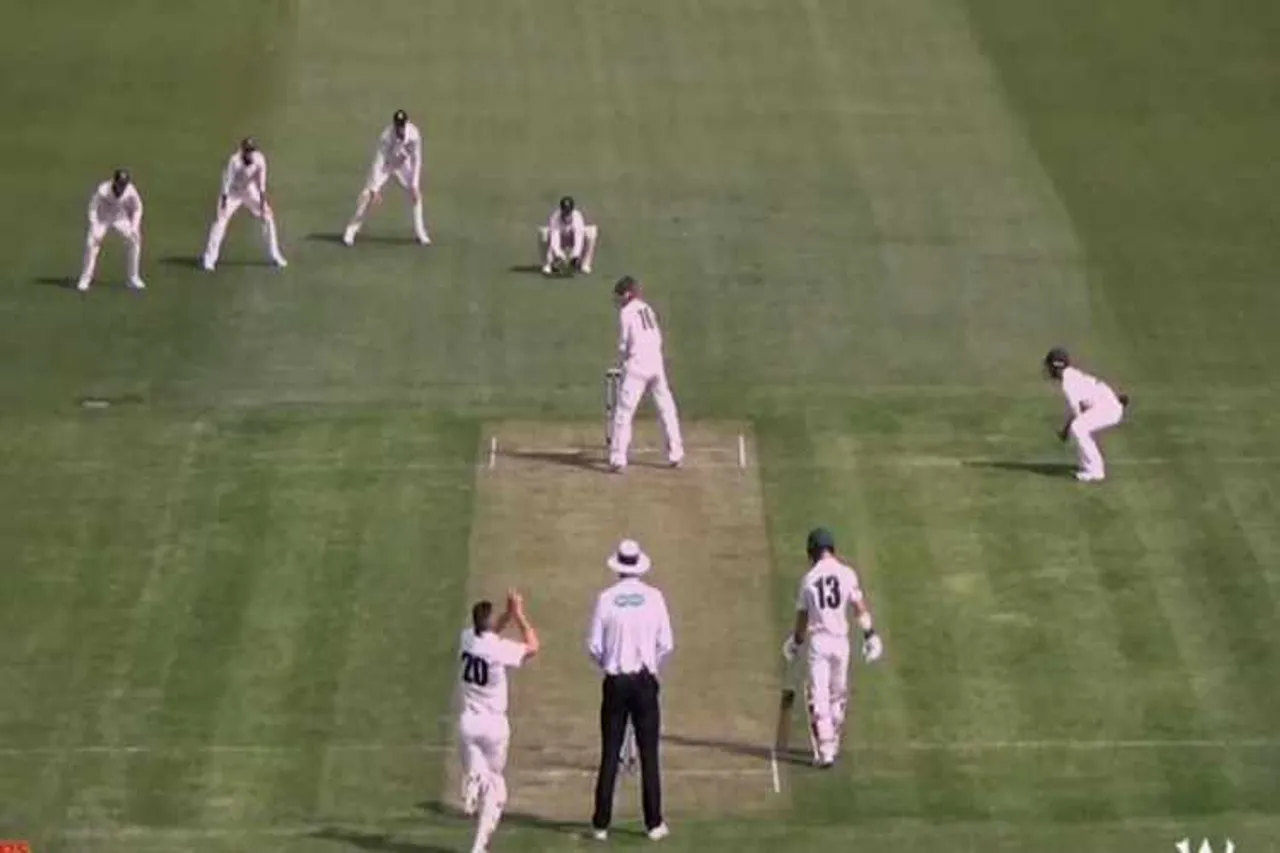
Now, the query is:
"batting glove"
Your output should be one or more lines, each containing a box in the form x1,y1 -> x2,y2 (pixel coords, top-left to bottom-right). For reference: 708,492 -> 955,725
861,631 -> 884,663
781,636 -> 799,662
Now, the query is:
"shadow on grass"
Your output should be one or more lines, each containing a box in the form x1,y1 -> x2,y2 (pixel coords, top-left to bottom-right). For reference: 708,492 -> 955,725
416,799 -> 603,838
500,447 -> 604,473
662,732 -> 809,766
508,263 -> 545,274
310,827 -> 453,853
307,231 -> 421,246
33,276 -> 74,288
963,460 -> 1076,479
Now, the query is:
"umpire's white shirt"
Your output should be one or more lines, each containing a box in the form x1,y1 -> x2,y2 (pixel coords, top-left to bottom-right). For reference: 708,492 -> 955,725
587,578 -> 674,675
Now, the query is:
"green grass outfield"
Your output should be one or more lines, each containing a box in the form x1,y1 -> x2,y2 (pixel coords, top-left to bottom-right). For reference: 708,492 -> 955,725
2,0 -> 1279,851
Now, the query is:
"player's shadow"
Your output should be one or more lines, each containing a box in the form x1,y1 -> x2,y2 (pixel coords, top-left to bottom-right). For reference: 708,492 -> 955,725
508,263 -> 544,274
500,447 -> 604,472
32,275 -> 74,288
310,827 -> 453,853
307,231 -> 420,246
963,460 -> 1076,479
416,799 -> 604,838
158,255 -> 267,269
662,732 -> 810,766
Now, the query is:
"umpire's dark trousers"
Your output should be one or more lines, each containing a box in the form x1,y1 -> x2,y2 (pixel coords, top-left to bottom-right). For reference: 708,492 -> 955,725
591,669 -> 663,831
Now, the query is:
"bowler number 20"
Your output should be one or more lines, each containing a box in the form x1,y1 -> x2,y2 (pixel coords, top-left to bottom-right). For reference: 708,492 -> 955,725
461,652 -> 490,687
813,576 -> 841,609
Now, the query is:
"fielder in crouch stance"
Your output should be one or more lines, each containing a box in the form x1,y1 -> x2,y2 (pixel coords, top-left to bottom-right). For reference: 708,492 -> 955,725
539,195 -> 598,275
782,528 -> 883,768
457,591 -> 539,853
343,109 -> 431,246
201,137 -> 287,271
77,169 -> 145,292
608,276 -> 684,472
1044,347 -> 1129,483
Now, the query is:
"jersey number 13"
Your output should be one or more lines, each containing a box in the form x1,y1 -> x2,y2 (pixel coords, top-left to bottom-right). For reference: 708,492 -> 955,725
812,576 -> 841,609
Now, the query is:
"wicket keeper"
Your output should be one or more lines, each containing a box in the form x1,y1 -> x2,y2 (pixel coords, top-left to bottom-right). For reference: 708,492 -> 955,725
539,195 -> 598,276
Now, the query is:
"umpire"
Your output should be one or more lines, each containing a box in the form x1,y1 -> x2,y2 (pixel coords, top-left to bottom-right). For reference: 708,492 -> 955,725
586,538 -> 674,842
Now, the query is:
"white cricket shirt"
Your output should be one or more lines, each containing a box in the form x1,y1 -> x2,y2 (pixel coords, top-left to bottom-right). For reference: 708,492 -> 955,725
374,121 -> 422,174
1060,366 -> 1121,415
547,208 -> 587,252
618,298 -> 666,374
221,150 -> 268,196
457,628 -> 527,716
88,182 -> 142,226
587,578 -> 674,675
796,555 -> 865,639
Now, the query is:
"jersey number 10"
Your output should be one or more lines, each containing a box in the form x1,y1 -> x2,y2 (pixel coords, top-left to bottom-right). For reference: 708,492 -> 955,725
461,652 -> 490,687
812,576 -> 841,609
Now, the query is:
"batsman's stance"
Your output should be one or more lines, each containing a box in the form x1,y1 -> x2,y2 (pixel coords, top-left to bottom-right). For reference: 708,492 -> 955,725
782,528 -> 883,768
608,276 -> 684,473
456,591 -> 539,853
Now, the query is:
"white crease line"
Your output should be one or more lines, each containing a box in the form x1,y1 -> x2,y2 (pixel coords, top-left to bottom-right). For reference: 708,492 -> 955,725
4,737 -> 1278,758
738,433 -> 747,468
487,436 -> 497,470
769,748 -> 781,794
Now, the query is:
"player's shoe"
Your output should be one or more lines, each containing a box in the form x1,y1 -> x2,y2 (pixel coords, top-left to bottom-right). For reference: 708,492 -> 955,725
582,263 -> 592,274
1075,471 -> 1105,483
75,279 -> 90,292
272,255 -> 289,268
591,830 -> 608,842
416,232 -> 431,246
341,227 -> 356,247
128,278 -> 147,291
200,257 -> 215,272
668,456 -> 684,469
608,462 -> 626,475
647,824 -> 670,841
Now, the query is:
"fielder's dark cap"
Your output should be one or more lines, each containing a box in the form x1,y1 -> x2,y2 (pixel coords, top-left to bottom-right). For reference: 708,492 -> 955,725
240,136 -> 258,152
1044,347 -> 1071,370
806,527 -> 836,555
393,109 -> 408,125
614,275 -> 637,296
559,195 -> 575,213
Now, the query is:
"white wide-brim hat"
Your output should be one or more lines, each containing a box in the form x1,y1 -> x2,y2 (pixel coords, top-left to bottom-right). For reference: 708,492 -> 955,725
606,539 -> 651,575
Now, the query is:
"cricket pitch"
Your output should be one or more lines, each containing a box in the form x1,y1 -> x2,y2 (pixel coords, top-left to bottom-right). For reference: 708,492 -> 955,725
450,420 -> 786,822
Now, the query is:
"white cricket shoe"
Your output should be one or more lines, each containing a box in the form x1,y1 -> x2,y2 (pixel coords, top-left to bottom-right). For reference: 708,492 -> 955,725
128,278 -> 147,291
582,263 -> 592,274
416,233 -> 432,246
76,279 -> 90,292
1075,471 -> 1105,483
647,823 -> 670,841
200,257 -> 215,272
592,829 -> 608,841
341,228 -> 356,247
541,264 -> 553,276
273,255 -> 289,269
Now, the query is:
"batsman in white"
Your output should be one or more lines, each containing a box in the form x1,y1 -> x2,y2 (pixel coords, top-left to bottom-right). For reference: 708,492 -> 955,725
77,169 -> 145,292
456,590 -> 540,853
539,195 -> 598,276
342,109 -> 431,246
782,527 -> 883,768
1044,347 -> 1129,483
608,275 -> 685,473
201,137 -> 288,271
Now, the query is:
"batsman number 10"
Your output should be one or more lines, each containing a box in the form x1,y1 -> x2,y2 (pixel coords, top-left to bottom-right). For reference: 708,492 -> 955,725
0,842 -> 32,853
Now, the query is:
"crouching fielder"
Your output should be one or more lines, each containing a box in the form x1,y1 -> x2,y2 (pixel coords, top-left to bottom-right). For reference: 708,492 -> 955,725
1044,347 -> 1129,483
343,109 -> 430,246
201,137 -> 287,271
539,195 -> 598,275
782,527 -> 882,768
77,169 -> 145,292
457,590 -> 539,853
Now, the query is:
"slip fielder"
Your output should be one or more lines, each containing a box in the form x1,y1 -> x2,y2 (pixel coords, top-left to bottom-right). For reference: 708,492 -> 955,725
457,590 -> 539,853
342,109 -> 431,246
782,527 -> 883,768
1044,347 -> 1129,482
608,275 -> 684,473
76,169 -> 145,292
201,137 -> 288,271
539,195 -> 598,276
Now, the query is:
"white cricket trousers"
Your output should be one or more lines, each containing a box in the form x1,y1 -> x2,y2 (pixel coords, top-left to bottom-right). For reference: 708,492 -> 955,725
458,711 -> 510,853
609,364 -> 684,468
805,633 -> 851,763
1070,400 -> 1124,477
202,187 -> 284,267
80,218 -> 141,287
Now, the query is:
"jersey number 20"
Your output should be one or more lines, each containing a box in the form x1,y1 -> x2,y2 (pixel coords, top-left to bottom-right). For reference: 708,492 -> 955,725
461,652 -> 490,687
813,576 -> 841,609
